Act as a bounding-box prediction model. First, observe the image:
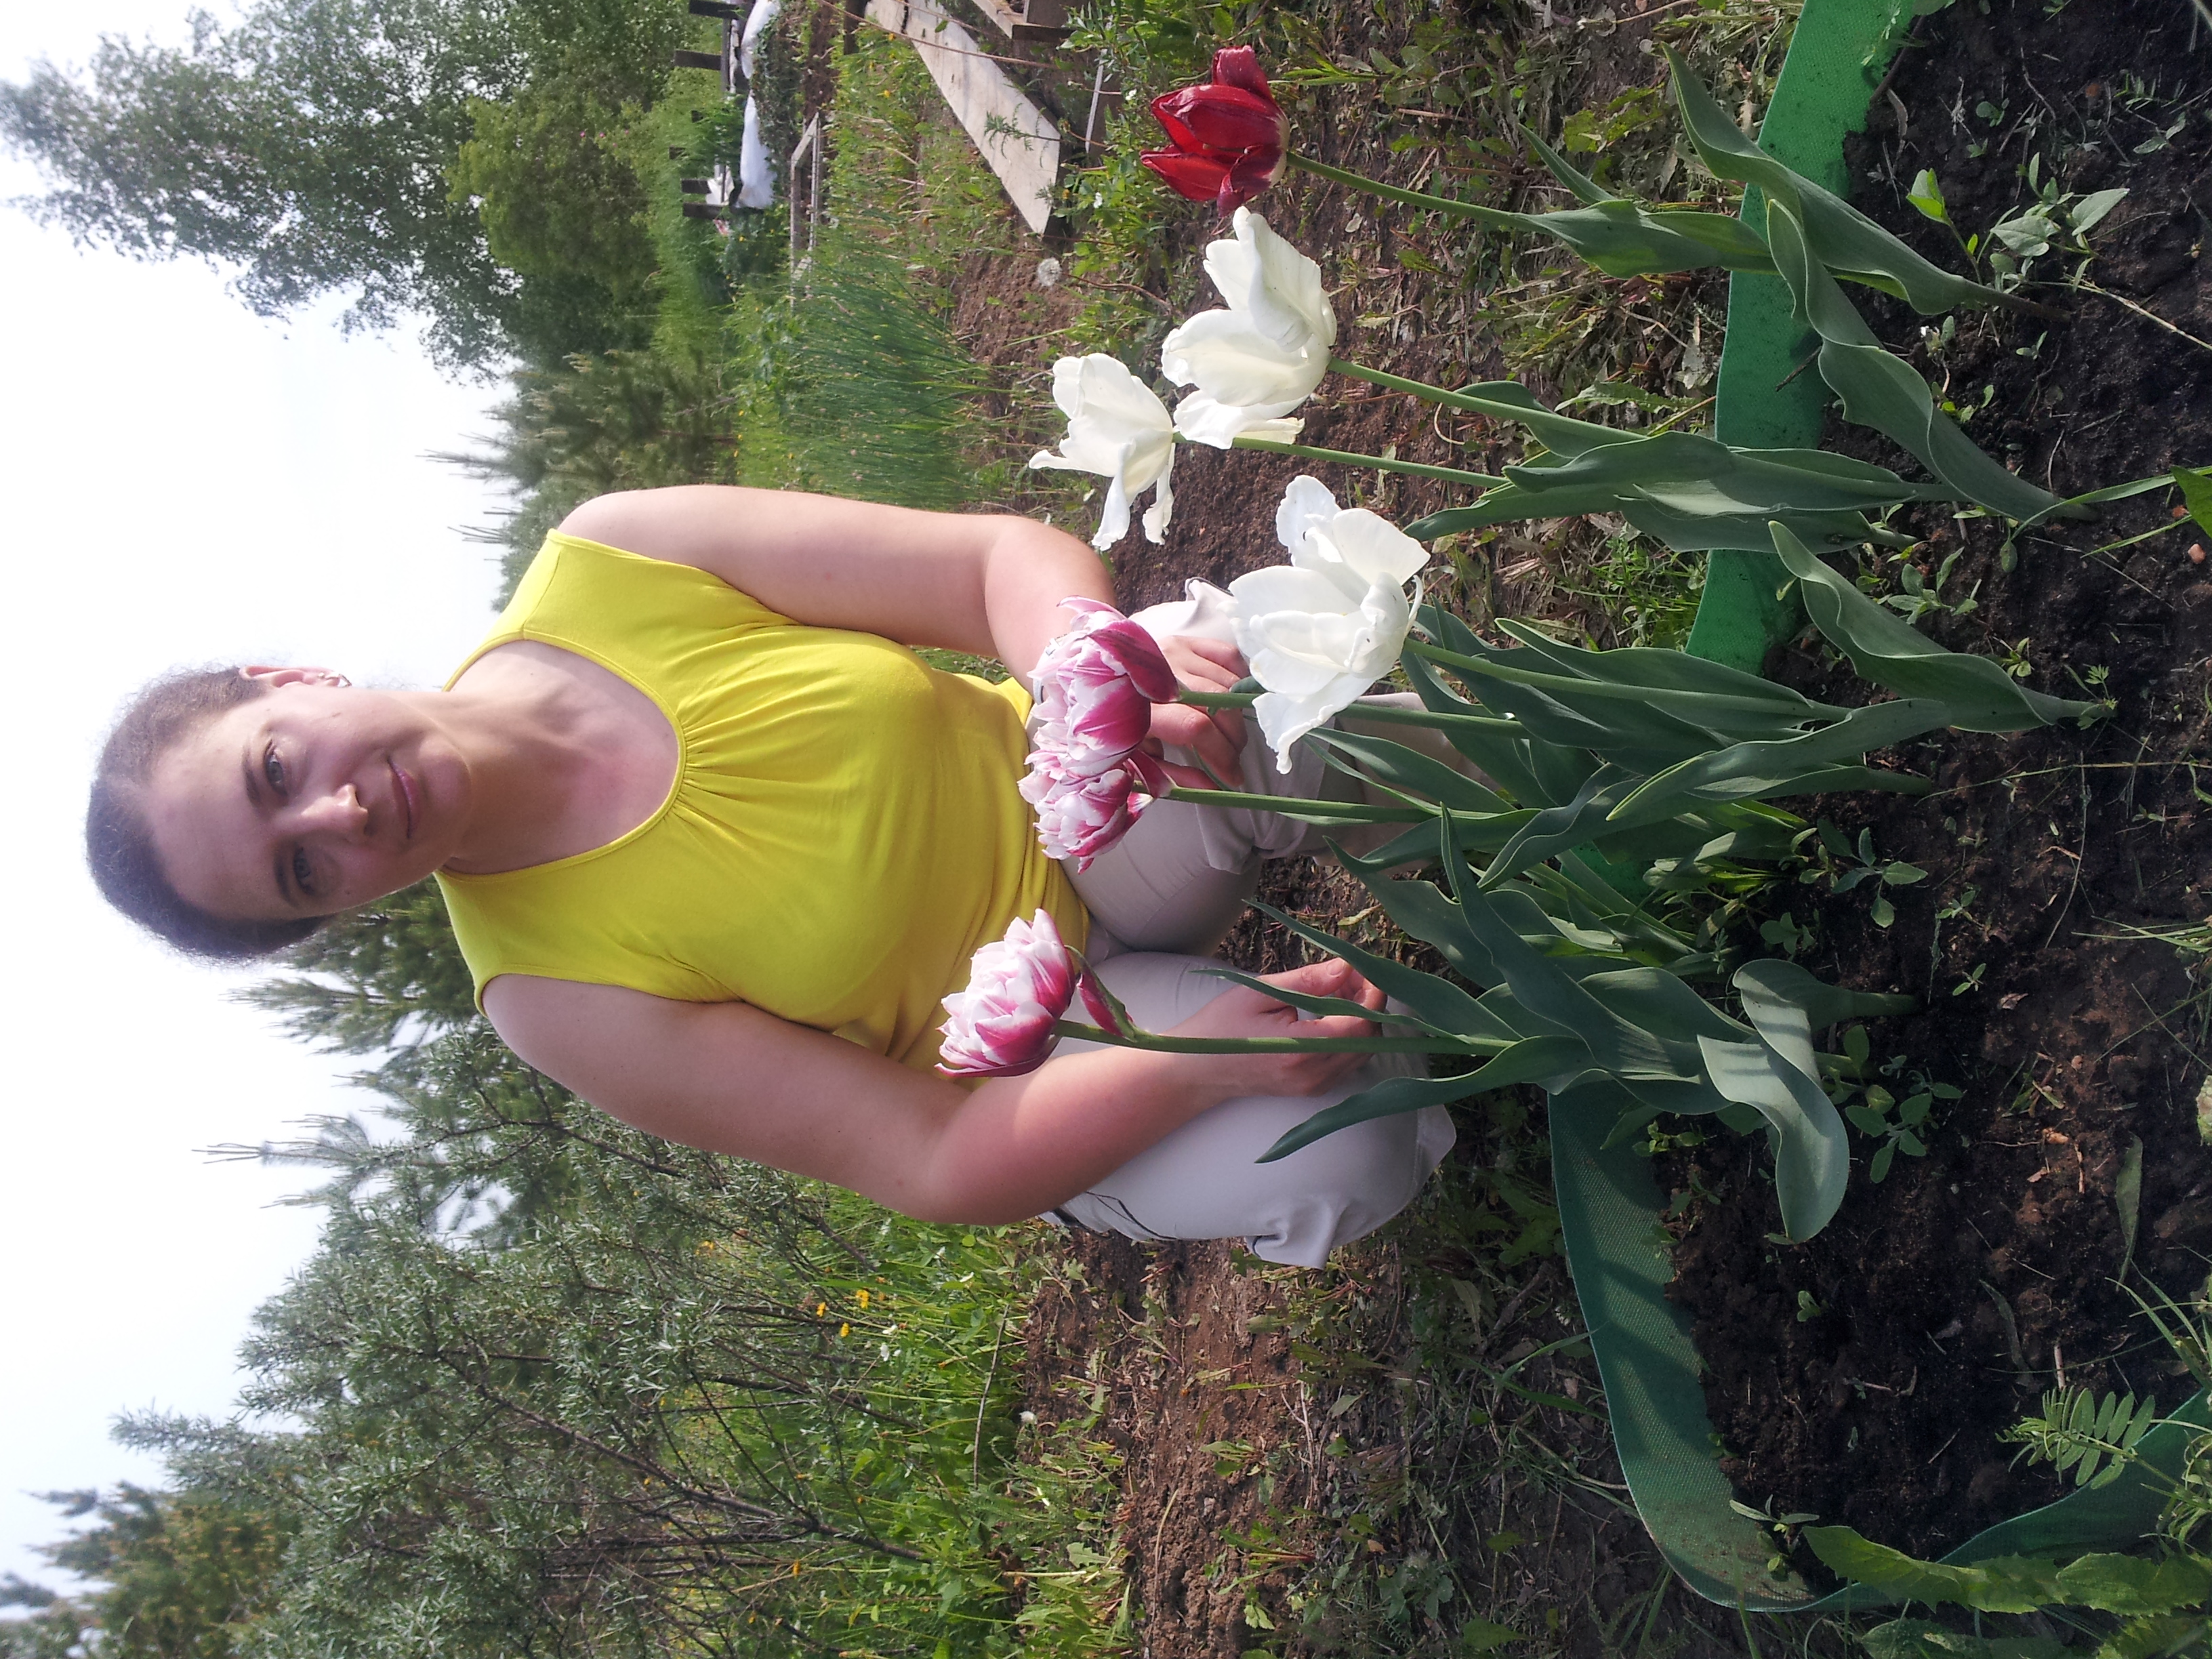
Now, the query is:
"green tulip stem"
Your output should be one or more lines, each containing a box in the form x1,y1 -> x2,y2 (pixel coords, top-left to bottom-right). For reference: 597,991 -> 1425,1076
1174,689 -> 1259,708
1176,688 -> 1527,739
1051,1019 -> 1473,1057
1402,638 -> 1852,723
1287,151 -> 1519,227
1223,434 -> 1502,489
1159,785 -> 1429,823
1326,356 -> 1526,418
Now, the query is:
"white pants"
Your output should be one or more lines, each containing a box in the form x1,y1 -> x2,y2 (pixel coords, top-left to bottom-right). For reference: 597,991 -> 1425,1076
1039,594 -> 1456,1266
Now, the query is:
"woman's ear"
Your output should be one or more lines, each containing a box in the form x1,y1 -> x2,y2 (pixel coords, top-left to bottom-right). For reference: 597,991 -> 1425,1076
240,665 -> 351,689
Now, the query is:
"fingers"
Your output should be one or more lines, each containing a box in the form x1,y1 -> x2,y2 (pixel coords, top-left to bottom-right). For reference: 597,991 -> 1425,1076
1159,636 -> 1248,755
1162,634 -> 1248,682
1263,958 -> 1378,1002
1146,703 -> 1243,785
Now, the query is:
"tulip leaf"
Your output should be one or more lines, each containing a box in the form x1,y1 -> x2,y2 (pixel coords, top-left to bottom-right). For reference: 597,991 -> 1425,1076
1243,898 -> 1515,1043
1256,1036 -> 1592,1162
1771,209 -> 2059,521
1661,49 -> 2064,520
1696,1030 -> 1850,1242
1732,958 -> 1915,1031
1603,697 -> 1950,823
1366,879 -> 1512,992
1330,821 -> 1458,877
1451,884 -> 1704,1082
1401,648 -> 1557,804
1490,617 -> 1828,717
1483,768 -> 1637,888
1771,524 -> 2106,729
1446,197 -> 1785,283
1578,967 -> 1752,1044
1521,117 -> 1612,205
1662,46 -> 2015,317
1304,726 -> 1514,813
1403,421 -> 1935,554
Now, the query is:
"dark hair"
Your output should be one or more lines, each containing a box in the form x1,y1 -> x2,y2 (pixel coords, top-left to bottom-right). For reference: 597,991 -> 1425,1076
86,666 -> 325,961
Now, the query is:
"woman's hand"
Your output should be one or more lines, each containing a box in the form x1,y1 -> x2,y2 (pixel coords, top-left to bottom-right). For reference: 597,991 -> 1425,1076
1164,958 -> 1388,1098
1144,634 -> 1248,790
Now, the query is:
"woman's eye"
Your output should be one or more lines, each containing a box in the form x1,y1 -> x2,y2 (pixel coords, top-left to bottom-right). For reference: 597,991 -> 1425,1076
291,846 -> 314,897
264,747 -> 287,795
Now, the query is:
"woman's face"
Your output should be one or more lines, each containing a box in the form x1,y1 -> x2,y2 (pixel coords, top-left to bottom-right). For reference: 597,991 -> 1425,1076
144,668 -> 472,923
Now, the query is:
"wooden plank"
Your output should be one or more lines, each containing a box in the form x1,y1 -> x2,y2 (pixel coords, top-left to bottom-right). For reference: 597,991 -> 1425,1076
964,0 -> 1068,43
865,0 -> 1059,232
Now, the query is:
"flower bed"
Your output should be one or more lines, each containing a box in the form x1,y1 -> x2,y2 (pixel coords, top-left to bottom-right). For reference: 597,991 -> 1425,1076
1659,0 -> 2212,1565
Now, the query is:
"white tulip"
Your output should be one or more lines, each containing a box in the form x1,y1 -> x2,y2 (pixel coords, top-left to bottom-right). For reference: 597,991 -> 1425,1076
1227,476 -> 1430,760
1162,207 -> 1338,449
1028,354 -> 1177,549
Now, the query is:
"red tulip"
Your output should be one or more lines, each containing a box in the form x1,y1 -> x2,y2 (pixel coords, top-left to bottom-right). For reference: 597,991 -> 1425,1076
1141,46 -> 1288,215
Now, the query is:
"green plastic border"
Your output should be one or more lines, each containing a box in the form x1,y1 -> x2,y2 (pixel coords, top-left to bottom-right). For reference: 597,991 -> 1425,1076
1560,0 -> 2208,1610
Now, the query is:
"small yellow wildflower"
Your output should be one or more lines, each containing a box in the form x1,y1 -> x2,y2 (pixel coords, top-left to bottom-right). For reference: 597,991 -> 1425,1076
855,1288 -> 869,1309
815,1302 -> 826,1317
838,1322 -> 851,1338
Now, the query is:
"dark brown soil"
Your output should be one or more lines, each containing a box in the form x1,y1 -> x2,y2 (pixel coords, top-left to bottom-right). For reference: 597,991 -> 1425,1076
1663,0 -> 2212,1563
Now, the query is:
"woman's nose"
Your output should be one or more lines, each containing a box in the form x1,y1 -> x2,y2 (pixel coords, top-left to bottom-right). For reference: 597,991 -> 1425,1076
289,783 -> 368,839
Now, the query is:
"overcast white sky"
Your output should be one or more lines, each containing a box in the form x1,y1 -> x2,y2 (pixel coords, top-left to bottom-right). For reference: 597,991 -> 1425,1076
0,3 -> 512,1590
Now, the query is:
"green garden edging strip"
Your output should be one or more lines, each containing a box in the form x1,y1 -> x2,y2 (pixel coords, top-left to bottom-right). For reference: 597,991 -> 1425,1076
1684,0 -> 1900,674
1561,0 -> 2209,1609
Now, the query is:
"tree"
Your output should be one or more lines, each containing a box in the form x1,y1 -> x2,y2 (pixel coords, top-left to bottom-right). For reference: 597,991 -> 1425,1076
432,348 -> 739,594
237,878 -> 482,1058
0,0 -> 685,369
0,1485 -> 289,1659
449,68 -> 656,299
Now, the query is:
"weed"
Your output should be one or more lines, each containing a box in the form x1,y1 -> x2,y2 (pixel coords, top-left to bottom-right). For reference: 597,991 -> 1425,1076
1796,818 -> 1929,928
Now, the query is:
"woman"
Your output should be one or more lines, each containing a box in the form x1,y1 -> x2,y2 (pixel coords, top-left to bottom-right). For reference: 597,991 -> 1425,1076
88,486 -> 1453,1265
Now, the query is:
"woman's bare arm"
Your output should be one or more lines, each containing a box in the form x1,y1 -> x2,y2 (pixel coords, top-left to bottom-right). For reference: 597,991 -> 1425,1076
558,486 -> 1107,685
482,964 -> 1383,1225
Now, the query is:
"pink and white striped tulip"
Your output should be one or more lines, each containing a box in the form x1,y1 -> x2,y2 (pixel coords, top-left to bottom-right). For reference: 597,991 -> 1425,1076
937,909 -> 1080,1078
1030,598 -> 1181,777
1019,752 -> 1167,872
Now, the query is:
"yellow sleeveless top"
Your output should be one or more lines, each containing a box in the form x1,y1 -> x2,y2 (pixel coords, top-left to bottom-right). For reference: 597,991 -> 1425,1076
434,531 -> 1088,1071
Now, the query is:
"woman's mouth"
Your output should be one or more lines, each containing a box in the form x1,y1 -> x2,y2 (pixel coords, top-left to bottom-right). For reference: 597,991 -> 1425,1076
391,760 -> 419,841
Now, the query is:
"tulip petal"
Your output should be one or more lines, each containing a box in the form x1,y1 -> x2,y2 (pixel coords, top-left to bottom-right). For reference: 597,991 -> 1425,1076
1211,45 -> 1271,100
1224,150 -> 1284,211
1275,474 -> 1342,551
1147,92 -> 1207,155
1141,442 -> 1176,542
1155,83 -> 1286,153
1225,561 -> 1348,619
1235,208 -> 1338,350
1092,451 -> 1134,549
1160,307 -> 1325,405
1324,508 -> 1431,587
1168,389 -> 1305,449
1141,147 -> 1231,203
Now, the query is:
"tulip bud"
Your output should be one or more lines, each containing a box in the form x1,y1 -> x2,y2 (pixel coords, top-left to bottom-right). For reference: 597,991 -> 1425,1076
1027,355 -> 1178,549
1019,754 -> 1166,872
1228,476 -> 1431,761
1031,598 -> 1181,776
1142,46 -> 1290,216
937,910 -> 1079,1078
